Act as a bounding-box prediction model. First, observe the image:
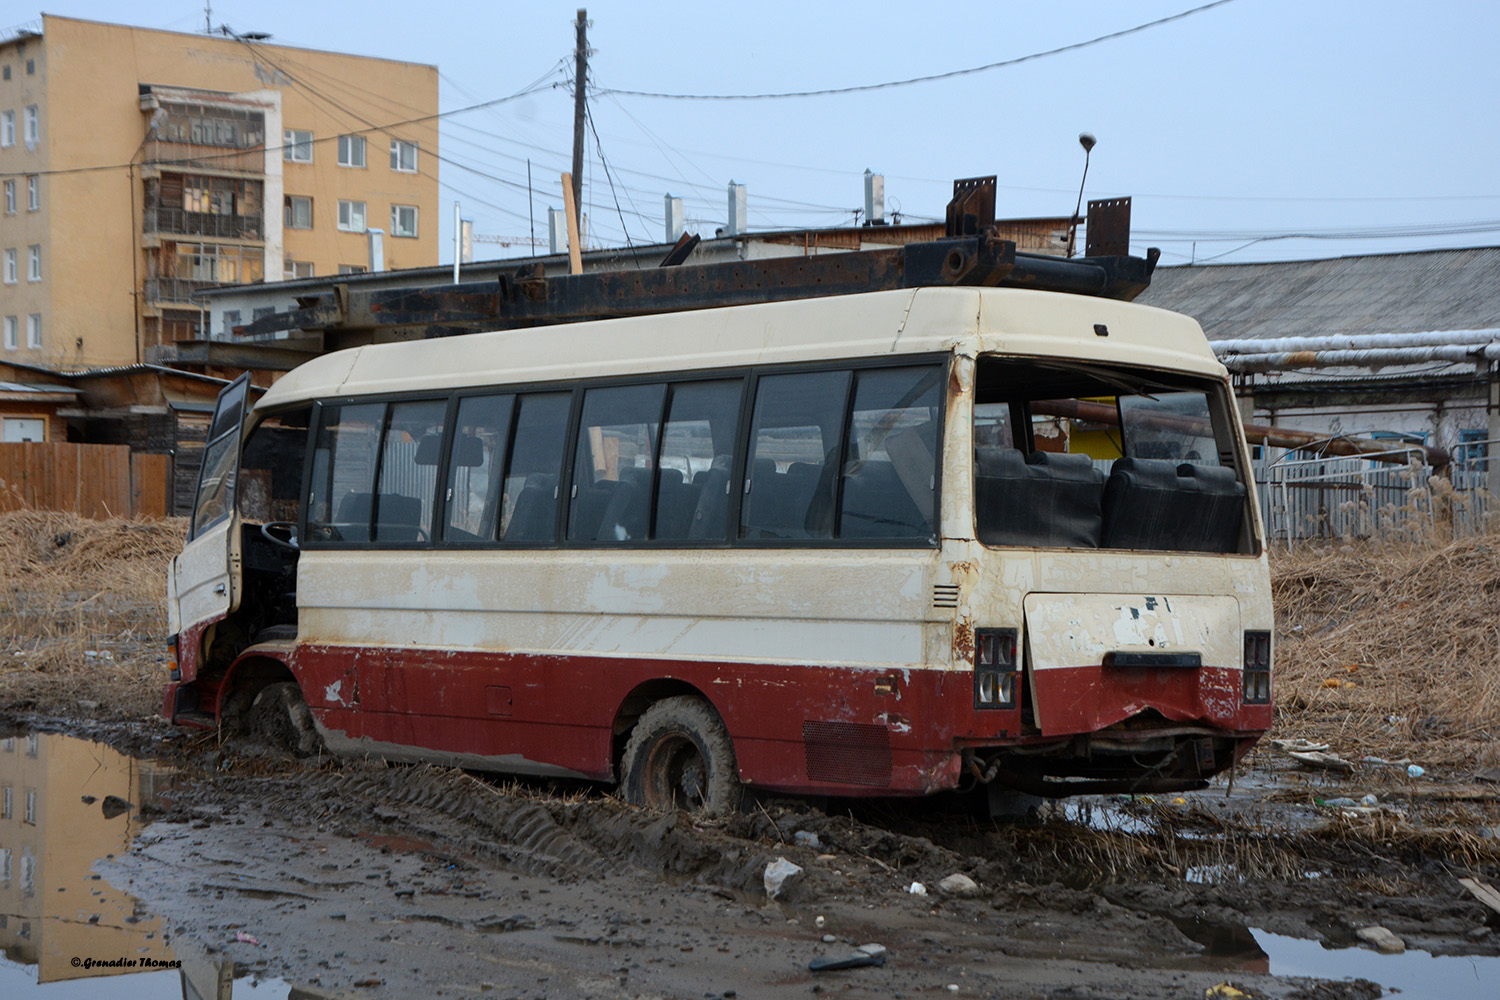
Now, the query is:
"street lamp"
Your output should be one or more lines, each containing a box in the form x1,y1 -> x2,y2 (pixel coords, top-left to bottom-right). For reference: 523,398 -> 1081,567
1066,132 -> 1096,258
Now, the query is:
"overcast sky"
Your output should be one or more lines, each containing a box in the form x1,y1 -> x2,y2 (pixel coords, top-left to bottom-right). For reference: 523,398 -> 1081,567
18,1 -> 1500,265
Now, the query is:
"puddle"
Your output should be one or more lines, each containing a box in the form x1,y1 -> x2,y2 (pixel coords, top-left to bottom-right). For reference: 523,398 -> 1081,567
1251,928 -> 1500,997
1046,796 -> 1157,835
0,731 -> 294,998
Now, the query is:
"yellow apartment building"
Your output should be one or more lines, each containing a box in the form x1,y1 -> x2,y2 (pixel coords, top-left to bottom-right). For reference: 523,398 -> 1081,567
0,14 -> 439,372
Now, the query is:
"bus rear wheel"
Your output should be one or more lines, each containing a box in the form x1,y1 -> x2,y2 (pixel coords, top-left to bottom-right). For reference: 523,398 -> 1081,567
621,696 -> 740,816
244,681 -> 322,757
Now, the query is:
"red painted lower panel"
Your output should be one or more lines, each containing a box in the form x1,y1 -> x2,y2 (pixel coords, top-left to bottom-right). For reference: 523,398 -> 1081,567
196,643 -> 1269,797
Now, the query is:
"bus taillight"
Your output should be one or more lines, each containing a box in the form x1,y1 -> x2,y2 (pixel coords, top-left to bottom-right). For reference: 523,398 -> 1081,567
974,628 -> 1018,710
1243,631 -> 1271,704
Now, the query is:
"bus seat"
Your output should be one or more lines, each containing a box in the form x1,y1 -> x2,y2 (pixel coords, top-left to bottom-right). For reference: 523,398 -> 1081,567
841,460 -> 929,538
1101,458 -> 1245,552
372,493 -> 424,542
975,449 -> 1104,548
595,467 -> 652,541
334,491 -> 374,542
653,468 -> 698,539
688,466 -> 730,539
505,473 -> 558,542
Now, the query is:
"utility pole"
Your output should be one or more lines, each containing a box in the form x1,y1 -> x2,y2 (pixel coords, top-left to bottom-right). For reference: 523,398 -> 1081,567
571,9 -> 588,223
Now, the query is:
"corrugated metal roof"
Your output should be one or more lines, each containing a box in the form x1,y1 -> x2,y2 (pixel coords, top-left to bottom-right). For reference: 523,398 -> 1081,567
1137,247 -> 1500,342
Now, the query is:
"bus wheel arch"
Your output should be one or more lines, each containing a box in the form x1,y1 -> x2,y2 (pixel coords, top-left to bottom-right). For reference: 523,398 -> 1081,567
618,693 -> 741,816
219,656 -> 321,758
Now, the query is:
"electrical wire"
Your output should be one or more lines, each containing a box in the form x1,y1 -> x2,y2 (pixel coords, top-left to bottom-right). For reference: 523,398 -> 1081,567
596,1 -> 1237,101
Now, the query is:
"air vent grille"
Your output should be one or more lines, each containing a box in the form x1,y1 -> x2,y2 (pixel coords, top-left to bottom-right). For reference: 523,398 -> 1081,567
932,583 -> 960,608
803,721 -> 892,786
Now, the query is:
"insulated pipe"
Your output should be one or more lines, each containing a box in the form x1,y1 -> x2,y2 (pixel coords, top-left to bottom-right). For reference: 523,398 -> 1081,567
1032,398 -> 1450,469
1219,343 -> 1500,374
1213,328 -> 1500,356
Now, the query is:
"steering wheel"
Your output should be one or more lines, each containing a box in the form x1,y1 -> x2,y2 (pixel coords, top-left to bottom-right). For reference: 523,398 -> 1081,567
259,521 -> 300,550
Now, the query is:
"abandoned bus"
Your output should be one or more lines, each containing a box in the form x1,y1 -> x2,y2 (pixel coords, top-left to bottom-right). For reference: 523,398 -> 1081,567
165,235 -> 1272,813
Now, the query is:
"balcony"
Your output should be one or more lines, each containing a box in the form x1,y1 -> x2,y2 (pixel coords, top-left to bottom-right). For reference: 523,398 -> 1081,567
145,207 -> 263,241
143,277 -> 216,305
142,138 -> 266,176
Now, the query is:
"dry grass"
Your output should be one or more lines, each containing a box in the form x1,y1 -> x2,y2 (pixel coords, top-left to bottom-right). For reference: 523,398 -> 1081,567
0,509 -> 186,717
1270,530 -> 1500,770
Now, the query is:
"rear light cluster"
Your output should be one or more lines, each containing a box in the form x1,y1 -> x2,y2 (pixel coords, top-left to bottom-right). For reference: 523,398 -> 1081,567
1243,631 -> 1271,704
974,628 -> 1018,710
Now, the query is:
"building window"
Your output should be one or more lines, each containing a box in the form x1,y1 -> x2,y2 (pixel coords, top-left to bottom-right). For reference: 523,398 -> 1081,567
391,204 -> 418,238
2,181 -> 12,214
0,111 -> 12,147
26,314 -> 40,349
389,139 -> 418,173
1,65 -> 8,80
27,245 -> 40,281
284,195 -> 313,229
283,128 -> 313,163
23,789 -> 36,825
26,175 -> 37,212
337,264 -> 367,274
25,59 -> 34,76
23,105 -> 38,147
3,316 -> 15,350
337,200 -> 367,232
2,249 -> 13,283
0,785 -> 9,818
221,310 -> 241,336
284,259 -> 314,279
338,134 -> 366,168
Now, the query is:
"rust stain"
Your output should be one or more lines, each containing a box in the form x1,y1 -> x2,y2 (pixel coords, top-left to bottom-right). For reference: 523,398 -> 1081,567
952,618 -> 975,664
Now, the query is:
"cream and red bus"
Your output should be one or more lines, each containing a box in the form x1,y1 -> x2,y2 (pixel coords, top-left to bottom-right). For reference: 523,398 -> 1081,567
166,235 -> 1272,814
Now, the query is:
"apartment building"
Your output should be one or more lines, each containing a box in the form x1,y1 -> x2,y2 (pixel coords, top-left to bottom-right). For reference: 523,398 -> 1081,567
0,14 -> 438,372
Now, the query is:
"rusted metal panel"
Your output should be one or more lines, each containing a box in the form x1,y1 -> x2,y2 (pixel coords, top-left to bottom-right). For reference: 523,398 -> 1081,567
1085,197 -> 1132,257
945,176 -> 996,237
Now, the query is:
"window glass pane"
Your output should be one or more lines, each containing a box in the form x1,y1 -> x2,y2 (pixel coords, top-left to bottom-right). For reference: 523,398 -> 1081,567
569,384 -> 664,542
192,434 -> 238,537
306,403 -> 385,543
739,370 -> 851,540
373,400 -> 446,543
444,394 -> 512,543
838,366 -> 941,539
499,393 -> 570,543
237,411 -> 309,526
1119,391 -> 1219,465
656,380 -> 742,541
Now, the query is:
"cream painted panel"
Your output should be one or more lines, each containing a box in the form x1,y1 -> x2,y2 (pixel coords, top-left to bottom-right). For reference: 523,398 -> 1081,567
171,519 -> 233,634
1022,593 -> 1243,671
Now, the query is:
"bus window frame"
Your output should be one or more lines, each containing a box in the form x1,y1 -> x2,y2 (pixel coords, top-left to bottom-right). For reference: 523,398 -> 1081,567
292,352 -> 949,554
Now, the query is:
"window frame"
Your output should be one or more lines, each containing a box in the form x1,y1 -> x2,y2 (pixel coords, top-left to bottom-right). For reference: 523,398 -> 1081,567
0,110 -> 12,147
337,199 -> 367,232
337,134 -> 367,168
3,316 -> 16,350
389,139 -> 418,173
25,175 -> 36,211
293,354 -> 947,553
2,180 -> 12,214
284,194 -> 313,230
390,204 -> 419,238
2,249 -> 15,284
22,105 -> 37,145
26,244 -> 39,282
283,128 -> 313,163
25,314 -> 40,350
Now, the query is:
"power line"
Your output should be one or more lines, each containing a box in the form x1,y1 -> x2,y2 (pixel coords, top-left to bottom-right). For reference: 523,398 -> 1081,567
596,0 -> 1236,101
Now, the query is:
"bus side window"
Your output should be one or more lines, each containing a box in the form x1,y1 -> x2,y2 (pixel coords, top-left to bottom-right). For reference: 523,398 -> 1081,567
839,365 -> 941,539
373,399 -> 447,543
307,402 -> 385,543
657,379 -> 742,542
568,383 -> 665,542
499,392 -> 571,543
740,370 -> 851,541
444,394 -> 512,544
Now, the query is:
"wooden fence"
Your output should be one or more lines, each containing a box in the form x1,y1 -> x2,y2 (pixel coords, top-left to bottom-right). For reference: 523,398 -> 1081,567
0,443 -> 170,518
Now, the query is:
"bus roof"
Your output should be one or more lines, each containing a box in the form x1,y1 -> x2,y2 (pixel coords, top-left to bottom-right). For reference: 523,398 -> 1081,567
256,286 -> 1222,410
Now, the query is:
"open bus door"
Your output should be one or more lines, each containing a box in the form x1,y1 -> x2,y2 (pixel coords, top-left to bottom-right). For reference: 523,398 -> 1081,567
169,373 -> 251,662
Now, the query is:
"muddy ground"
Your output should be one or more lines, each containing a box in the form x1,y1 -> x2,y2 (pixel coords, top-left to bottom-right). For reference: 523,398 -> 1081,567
4,710 -> 1498,1000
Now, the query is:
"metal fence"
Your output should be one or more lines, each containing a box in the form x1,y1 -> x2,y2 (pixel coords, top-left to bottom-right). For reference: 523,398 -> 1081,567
1259,439 -> 1498,543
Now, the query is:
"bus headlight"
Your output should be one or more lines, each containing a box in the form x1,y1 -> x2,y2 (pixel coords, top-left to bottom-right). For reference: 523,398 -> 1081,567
974,628 -> 1018,710
1243,630 -> 1271,704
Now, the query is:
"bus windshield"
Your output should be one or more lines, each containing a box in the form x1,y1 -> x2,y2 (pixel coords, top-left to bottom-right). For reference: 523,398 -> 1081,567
973,357 -> 1252,554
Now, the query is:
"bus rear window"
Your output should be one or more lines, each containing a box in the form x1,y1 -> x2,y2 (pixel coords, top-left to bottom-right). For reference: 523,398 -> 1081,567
973,358 -> 1252,554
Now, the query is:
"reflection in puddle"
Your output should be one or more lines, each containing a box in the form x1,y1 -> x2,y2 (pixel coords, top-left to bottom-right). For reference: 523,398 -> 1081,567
1251,928 -> 1500,997
0,731 -> 293,998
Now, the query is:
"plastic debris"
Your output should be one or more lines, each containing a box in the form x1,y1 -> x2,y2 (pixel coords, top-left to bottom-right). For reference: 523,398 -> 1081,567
1407,764 -> 1425,778
1360,793 -> 1379,806
814,915 -> 826,928
1204,984 -> 1250,999
907,881 -> 927,896
793,830 -> 821,849
234,931 -> 260,945
937,873 -> 981,897
809,951 -> 886,972
856,943 -> 887,957
1355,925 -> 1406,954
763,857 -> 803,900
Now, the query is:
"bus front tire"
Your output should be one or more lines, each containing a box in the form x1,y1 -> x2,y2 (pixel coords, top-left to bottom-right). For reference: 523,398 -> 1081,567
245,681 -> 322,757
621,696 -> 740,816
